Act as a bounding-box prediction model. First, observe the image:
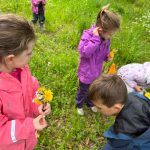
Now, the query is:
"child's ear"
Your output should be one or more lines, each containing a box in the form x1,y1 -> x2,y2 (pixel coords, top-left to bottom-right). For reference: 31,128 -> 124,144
4,55 -> 15,64
114,103 -> 124,112
98,27 -> 103,33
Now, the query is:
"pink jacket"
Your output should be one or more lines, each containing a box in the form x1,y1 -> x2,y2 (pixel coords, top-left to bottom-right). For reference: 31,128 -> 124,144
31,0 -> 46,14
0,65 -> 40,150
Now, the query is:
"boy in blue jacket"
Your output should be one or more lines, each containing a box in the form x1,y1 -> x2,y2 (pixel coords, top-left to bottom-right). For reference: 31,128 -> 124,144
89,74 -> 150,150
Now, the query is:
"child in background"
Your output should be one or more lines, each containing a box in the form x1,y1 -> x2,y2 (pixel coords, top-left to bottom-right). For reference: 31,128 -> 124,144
117,62 -> 150,93
76,5 -> 120,115
31,0 -> 46,31
89,74 -> 150,150
0,14 -> 51,150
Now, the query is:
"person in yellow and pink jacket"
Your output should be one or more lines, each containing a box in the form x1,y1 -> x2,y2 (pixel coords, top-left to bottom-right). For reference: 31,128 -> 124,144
0,14 -> 51,150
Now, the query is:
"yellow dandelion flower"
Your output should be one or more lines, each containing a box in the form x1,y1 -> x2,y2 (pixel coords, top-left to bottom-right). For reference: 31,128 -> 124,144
44,90 -> 53,102
34,87 -> 53,105
145,92 -> 150,99
34,98 -> 43,105
110,48 -> 118,59
38,87 -> 46,92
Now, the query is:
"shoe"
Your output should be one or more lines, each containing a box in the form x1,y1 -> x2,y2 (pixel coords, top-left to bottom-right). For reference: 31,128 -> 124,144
90,106 -> 97,112
77,108 -> 84,115
40,24 -> 45,31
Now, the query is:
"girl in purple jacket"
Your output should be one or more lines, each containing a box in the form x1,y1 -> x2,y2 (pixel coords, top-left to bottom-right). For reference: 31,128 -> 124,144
76,5 -> 120,115
31,0 -> 46,31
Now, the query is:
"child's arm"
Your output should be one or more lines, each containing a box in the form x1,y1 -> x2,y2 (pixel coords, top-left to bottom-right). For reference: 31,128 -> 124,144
134,85 -> 143,92
123,77 -> 137,88
0,100 -> 36,145
78,28 -> 101,58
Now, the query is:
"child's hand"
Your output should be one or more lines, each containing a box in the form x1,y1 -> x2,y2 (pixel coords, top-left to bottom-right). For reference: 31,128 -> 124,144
33,115 -> 47,131
107,53 -> 113,61
38,0 -> 42,2
134,85 -> 143,92
93,27 -> 101,36
38,103 -> 51,116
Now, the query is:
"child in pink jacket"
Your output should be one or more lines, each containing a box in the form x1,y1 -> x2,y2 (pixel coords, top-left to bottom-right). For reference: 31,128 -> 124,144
31,0 -> 46,31
0,14 -> 51,150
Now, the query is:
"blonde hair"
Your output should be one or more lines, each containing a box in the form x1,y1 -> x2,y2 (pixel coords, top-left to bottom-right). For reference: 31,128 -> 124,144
96,5 -> 120,32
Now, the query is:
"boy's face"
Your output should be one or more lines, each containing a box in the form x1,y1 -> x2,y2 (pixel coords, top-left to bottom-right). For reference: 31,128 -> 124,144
92,98 -> 123,116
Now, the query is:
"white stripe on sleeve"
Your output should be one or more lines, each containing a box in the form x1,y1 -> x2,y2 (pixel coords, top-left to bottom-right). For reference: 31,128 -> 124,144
11,120 -> 17,143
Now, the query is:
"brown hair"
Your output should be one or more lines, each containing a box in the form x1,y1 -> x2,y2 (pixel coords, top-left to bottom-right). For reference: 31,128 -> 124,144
0,14 -> 35,62
96,5 -> 120,32
89,74 -> 127,107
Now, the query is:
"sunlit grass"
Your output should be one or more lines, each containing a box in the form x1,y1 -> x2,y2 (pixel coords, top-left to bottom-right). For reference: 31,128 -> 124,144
0,0 -> 149,149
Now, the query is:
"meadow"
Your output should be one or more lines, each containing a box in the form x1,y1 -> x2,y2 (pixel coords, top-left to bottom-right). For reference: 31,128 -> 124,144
0,0 -> 150,149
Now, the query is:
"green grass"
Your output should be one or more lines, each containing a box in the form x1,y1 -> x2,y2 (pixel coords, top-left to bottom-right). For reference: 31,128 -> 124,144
0,0 -> 150,149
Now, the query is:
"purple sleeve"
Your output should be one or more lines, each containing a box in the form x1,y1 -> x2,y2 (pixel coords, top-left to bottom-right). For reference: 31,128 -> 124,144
78,30 -> 101,58
124,79 -> 137,88
118,67 -> 138,88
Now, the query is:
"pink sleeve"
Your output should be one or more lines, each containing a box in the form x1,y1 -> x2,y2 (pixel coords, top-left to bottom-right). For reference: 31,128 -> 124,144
31,76 -> 40,117
32,0 -> 39,5
32,76 -> 39,99
78,30 -> 101,58
42,0 -> 46,4
0,100 -> 36,145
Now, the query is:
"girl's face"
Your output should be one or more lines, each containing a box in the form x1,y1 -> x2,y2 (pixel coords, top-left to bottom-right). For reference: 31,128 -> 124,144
98,27 -> 117,40
99,30 -> 115,40
11,40 -> 35,69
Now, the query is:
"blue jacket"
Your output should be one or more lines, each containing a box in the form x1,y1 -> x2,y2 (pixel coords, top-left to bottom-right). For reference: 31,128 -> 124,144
102,127 -> 150,150
101,93 -> 150,150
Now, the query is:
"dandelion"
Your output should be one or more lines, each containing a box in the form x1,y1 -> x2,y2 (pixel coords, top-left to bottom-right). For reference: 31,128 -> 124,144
144,92 -> 150,99
44,90 -> 53,102
34,87 -> 53,138
107,63 -> 116,74
109,48 -> 118,59
34,87 -> 53,109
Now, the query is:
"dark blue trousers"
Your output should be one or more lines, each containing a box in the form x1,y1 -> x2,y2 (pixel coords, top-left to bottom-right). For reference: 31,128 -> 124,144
76,81 -> 94,108
32,11 -> 45,25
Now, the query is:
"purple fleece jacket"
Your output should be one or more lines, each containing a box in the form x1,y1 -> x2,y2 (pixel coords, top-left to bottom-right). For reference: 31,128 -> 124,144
77,25 -> 110,84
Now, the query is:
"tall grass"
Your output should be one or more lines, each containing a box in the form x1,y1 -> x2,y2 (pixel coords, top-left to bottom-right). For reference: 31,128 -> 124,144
0,0 -> 150,149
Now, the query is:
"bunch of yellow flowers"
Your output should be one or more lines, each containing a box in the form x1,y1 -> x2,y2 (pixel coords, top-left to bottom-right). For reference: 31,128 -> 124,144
34,87 -> 53,105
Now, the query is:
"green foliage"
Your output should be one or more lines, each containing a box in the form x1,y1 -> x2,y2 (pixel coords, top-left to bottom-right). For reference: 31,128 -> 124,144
0,0 -> 150,149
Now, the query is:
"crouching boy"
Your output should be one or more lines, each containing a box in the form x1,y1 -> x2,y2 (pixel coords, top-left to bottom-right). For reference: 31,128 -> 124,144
89,74 -> 150,150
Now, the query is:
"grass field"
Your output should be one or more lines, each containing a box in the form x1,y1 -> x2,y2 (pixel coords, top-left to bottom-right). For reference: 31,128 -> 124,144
0,0 -> 150,149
